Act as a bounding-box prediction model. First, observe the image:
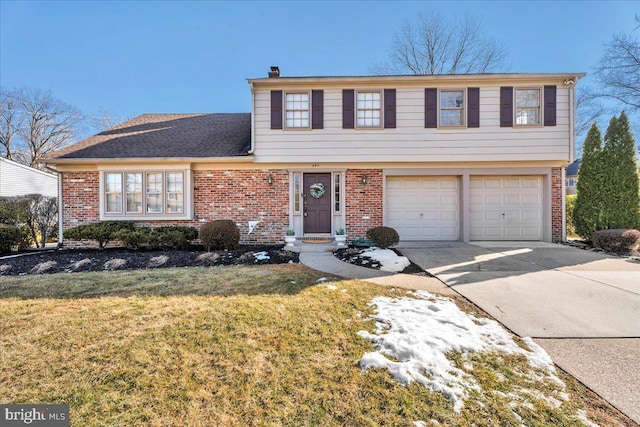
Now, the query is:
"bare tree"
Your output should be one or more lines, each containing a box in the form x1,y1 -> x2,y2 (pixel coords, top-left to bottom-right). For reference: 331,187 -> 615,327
373,12 -> 509,75
593,17 -> 640,112
0,88 -> 82,168
0,88 -> 24,160
88,107 -> 127,133
576,84 -> 606,139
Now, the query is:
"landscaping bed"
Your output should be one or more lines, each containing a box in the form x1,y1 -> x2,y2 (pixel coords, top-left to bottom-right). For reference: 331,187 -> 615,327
334,246 -> 427,274
0,245 -> 298,276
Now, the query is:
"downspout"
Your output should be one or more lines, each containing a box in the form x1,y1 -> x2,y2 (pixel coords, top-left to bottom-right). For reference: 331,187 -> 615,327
562,167 -> 566,242
248,81 -> 255,155
44,163 -> 64,248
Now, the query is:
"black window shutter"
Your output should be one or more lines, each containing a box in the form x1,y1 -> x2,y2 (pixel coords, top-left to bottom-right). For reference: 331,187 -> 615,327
500,87 -> 513,127
270,90 -> 283,129
425,88 -> 437,128
342,89 -> 354,129
311,90 -> 324,129
384,89 -> 396,128
467,87 -> 480,128
544,85 -> 557,126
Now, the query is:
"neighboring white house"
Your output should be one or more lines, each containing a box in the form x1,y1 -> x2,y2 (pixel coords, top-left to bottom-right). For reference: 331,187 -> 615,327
565,158 -> 580,195
0,157 -> 58,198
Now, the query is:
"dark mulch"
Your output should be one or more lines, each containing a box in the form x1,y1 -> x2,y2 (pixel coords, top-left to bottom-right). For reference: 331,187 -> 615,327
564,239 -> 640,260
334,247 -> 427,275
0,246 -> 298,276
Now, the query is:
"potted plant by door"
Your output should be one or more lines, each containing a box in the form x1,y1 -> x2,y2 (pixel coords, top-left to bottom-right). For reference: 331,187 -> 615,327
284,228 -> 296,247
335,227 -> 347,247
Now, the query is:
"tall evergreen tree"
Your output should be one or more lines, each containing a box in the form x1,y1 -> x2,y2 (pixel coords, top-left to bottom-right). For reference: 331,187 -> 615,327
601,112 -> 640,229
574,123 -> 605,239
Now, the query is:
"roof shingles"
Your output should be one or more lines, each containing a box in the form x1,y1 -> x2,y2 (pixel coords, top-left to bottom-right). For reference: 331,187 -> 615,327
47,113 -> 251,160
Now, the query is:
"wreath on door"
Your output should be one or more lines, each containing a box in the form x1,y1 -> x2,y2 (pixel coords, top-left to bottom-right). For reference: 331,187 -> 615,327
309,183 -> 326,199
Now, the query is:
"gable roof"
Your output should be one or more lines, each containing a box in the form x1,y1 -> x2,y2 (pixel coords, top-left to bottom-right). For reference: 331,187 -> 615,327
45,113 -> 251,161
566,158 -> 581,177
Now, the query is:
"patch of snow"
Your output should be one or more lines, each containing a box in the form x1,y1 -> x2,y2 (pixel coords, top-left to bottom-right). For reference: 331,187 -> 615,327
360,248 -> 410,272
576,409 -> 600,427
326,284 -> 337,290
358,291 -> 563,413
316,277 -> 328,283
413,421 -> 427,427
290,280 -> 297,284
253,251 -> 270,261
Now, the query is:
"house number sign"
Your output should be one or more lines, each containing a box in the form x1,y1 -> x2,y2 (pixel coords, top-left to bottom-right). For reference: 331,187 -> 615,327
309,183 -> 326,199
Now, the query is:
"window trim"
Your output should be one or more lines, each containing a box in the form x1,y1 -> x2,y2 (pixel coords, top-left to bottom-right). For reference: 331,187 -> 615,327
514,86 -> 543,127
283,90 -> 311,130
99,169 -> 192,220
438,88 -> 467,128
355,89 -> 383,129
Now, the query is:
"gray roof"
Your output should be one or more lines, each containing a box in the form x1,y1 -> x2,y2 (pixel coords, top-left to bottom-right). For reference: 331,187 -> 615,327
566,159 -> 581,177
47,113 -> 251,160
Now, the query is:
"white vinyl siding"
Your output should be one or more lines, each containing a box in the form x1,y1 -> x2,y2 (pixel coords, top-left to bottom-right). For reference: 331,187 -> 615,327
386,176 -> 459,240
253,83 -> 572,163
470,176 -> 543,240
0,158 -> 58,198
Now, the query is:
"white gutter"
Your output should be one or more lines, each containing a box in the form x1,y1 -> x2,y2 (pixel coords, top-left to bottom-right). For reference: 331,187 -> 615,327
569,83 -> 576,162
248,81 -> 256,155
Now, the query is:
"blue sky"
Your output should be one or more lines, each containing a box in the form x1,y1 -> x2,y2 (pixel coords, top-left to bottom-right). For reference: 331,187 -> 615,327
1,0 -> 638,124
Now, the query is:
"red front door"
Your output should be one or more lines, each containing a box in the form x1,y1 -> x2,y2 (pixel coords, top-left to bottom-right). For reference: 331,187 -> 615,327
303,173 -> 332,234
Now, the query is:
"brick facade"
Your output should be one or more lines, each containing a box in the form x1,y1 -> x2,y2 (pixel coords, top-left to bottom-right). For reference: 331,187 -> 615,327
551,166 -> 563,242
344,169 -> 383,240
61,169 -> 289,244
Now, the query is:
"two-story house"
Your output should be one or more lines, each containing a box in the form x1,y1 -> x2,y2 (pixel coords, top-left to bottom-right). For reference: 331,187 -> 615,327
44,67 -> 584,244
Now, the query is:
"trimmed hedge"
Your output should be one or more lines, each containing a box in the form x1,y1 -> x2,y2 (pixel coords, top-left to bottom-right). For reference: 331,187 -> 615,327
592,229 -> 640,253
64,221 -> 135,250
0,224 -> 21,254
199,220 -> 240,251
114,226 -> 198,250
366,226 -> 400,249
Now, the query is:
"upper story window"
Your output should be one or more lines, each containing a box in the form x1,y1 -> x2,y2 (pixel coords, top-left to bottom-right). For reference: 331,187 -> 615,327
285,92 -> 310,128
356,91 -> 381,127
103,170 -> 187,218
515,88 -> 541,126
440,90 -> 465,127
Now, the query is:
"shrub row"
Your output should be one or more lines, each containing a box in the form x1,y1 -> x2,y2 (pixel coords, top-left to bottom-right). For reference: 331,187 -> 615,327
64,220 -> 241,251
115,226 -> 198,250
0,224 -> 22,254
592,229 -> 640,253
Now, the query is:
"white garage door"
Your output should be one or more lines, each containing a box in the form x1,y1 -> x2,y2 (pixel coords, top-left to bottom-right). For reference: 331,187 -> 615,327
470,176 -> 542,240
386,177 -> 459,240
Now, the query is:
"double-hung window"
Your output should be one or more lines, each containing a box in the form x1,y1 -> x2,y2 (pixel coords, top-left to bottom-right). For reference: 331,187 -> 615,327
440,90 -> 465,127
103,170 -> 186,218
356,91 -> 381,127
515,88 -> 541,125
285,92 -> 310,128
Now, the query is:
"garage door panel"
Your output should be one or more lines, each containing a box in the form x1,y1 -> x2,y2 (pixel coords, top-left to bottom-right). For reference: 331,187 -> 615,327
386,176 -> 459,241
470,176 -> 542,241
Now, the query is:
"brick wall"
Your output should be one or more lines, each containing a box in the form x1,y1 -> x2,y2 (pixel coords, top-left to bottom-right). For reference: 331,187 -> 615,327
62,171 -> 100,229
345,169 -> 383,239
61,169 -> 289,244
551,167 -> 563,242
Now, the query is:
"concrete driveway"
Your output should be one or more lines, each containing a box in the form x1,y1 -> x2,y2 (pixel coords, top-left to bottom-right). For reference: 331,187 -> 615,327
398,241 -> 640,423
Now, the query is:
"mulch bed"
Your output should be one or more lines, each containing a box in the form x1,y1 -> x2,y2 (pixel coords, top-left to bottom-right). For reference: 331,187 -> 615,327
0,246 -> 298,276
334,247 -> 428,275
563,239 -> 640,261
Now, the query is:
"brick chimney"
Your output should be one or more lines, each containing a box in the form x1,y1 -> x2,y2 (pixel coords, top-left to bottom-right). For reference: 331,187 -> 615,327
268,66 -> 280,78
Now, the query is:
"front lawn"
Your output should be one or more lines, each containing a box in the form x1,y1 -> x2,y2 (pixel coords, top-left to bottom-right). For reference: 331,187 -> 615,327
0,265 -> 632,426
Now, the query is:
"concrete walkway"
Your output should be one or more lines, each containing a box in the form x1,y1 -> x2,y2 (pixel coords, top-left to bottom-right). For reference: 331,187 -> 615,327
295,240 -> 640,423
294,242 -> 456,295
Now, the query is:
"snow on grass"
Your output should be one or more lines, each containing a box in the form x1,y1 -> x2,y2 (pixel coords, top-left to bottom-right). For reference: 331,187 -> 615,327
358,290 -> 564,413
360,248 -> 410,273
